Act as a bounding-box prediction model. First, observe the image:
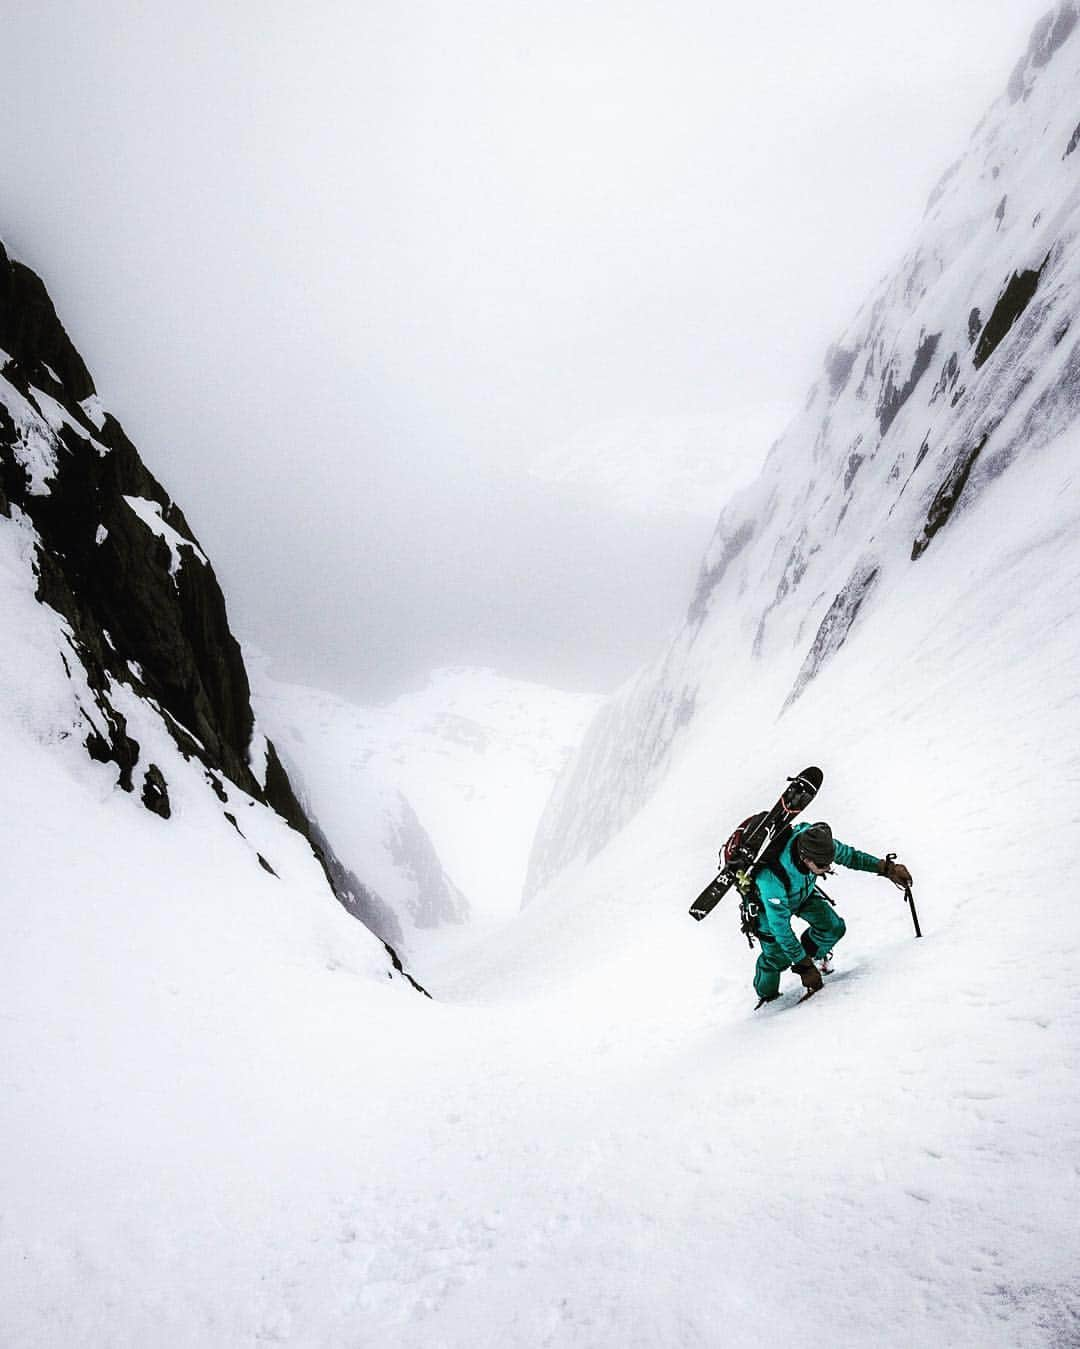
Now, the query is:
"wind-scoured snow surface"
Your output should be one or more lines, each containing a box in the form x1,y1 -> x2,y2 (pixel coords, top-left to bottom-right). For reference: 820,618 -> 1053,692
5,9 -> 1080,1349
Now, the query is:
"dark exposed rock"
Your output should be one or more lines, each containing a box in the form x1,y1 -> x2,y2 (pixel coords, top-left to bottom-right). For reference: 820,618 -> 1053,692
784,561 -> 880,708
877,331 -> 941,437
843,449 -> 865,492
0,408 -> 29,516
995,195 -> 1008,229
973,261 -> 1047,368
381,941 -> 431,998
1,244 -> 258,795
968,308 -> 983,345
1066,121 -> 1080,156
931,352 -> 961,404
141,764 -> 171,819
0,241 -> 423,990
257,853 -> 277,876
911,434 -> 989,560
825,344 -> 857,397
84,699 -> 140,793
860,348 -> 876,394
0,244 -> 94,401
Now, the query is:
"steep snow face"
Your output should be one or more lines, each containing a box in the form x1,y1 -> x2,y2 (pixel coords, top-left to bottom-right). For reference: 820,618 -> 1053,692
527,1 -> 1080,897
256,668 -> 601,942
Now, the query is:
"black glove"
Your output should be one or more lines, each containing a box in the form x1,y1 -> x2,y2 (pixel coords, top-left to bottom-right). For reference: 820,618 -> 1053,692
879,855 -> 913,889
792,958 -> 823,994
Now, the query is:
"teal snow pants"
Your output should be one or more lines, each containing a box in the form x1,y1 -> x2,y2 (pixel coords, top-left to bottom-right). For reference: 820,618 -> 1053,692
752,895 -> 847,1001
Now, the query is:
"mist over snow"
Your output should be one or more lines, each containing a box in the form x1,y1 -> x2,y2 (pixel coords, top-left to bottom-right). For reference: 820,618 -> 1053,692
5,4 -> 1080,1347
253,663 -> 601,957
0,0 -> 1055,701
530,408 -> 779,517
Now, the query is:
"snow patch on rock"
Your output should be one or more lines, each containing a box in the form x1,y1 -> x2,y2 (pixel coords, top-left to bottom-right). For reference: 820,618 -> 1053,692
122,495 -> 209,580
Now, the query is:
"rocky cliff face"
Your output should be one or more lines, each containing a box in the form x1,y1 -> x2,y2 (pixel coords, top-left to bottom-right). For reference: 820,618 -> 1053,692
525,1 -> 1080,901
0,241 -> 422,989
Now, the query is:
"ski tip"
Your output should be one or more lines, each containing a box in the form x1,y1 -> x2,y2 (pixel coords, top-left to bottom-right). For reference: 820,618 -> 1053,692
794,766 -> 823,789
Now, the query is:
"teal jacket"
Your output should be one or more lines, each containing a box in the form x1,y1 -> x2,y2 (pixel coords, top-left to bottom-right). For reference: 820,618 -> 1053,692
754,822 -> 881,964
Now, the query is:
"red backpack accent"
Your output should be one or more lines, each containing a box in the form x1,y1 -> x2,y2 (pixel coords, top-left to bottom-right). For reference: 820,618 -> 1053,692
722,811 -> 769,869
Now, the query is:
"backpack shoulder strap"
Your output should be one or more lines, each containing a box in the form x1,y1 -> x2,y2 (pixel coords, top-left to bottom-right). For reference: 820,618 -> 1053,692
755,823 -> 796,889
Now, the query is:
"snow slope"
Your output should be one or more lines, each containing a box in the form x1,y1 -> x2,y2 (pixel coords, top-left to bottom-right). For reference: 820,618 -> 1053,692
411,391 -> 1080,1347
5,7 -> 1080,1347
6,364 -> 1079,1347
5,434 -> 1078,1346
255,667 -> 600,937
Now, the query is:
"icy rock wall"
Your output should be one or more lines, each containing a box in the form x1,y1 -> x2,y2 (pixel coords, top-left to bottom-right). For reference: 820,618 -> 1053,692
0,241 -> 418,982
0,241 -> 259,798
525,1 -> 1080,900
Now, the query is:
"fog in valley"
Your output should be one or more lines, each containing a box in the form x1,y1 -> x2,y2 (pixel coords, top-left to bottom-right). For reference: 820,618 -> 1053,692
1,0 -> 1050,700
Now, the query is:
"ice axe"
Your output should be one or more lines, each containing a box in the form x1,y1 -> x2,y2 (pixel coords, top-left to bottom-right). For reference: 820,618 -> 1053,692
886,852 -> 922,938
904,883 -> 922,938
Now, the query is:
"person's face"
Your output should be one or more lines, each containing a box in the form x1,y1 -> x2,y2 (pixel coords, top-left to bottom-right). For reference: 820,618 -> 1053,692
800,851 -> 833,877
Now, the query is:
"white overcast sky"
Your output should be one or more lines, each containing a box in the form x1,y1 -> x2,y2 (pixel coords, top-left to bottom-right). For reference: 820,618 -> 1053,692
0,0 -> 1053,699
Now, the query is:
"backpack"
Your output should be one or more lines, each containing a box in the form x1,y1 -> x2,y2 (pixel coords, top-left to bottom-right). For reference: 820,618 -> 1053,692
721,811 -> 769,872
721,816 -> 795,946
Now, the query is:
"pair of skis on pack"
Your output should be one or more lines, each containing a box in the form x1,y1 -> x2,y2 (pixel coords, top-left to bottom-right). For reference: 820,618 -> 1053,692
689,766 -> 824,922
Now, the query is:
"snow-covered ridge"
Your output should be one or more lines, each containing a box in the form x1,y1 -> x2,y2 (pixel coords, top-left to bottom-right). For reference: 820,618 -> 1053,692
527,0 -> 1080,898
